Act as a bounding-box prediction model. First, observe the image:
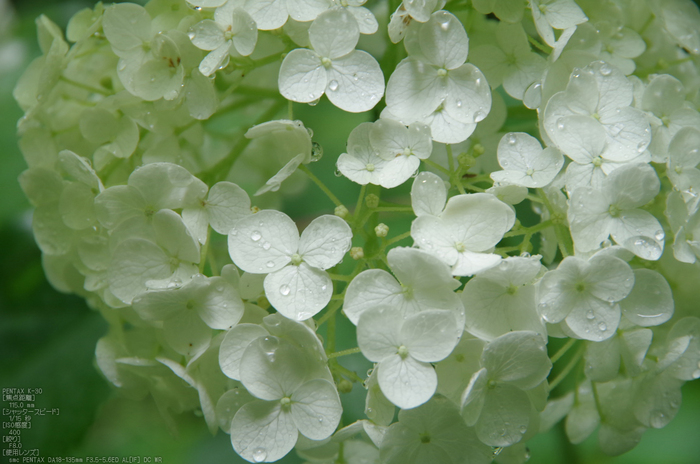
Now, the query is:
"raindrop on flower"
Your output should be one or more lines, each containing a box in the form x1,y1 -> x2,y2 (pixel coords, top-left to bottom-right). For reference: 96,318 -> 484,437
654,230 -> 665,241
251,231 -> 262,241
261,336 -> 279,355
598,322 -> 607,331
280,285 -> 291,296
265,261 -> 274,268
586,310 -> 595,320
507,134 -> 517,145
599,63 -> 612,76
328,80 -> 339,91
252,448 -> 267,462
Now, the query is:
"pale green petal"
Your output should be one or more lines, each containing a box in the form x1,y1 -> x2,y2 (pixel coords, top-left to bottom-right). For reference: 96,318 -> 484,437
59,182 -> 97,230
152,209 -> 200,263
634,372 -> 683,429
378,156 -> 421,188
216,386 -> 255,433
108,238 -> 172,304
586,254 -> 634,302
389,246 -> 460,292
244,0 -> 287,30
94,185 -> 146,229
163,309 -> 212,356
443,64 -> 492,125
197,276 -> 244,329
565,381 -> 599,444
620,269 -> 673,327
103,3 -> 152,52
240,336 -> 309,400
411,171 -> 447,217
357,306 -> 403,361
583,336 -> 620,382
199,44 -> 230,76
364,369 -> 395,426
565,297 -> 621,341
441,193 -> 516,251
18,168 -> 63,207
129,162 -> 208,211
32,207 -> 74,256
230,9 -> 258,56
481,331 -> 551,389
230,400 -> 298,462
406,11 -> 468,69
190,20 -> 225,51
220,323 -> 269,380
185,68 -> 218,120
476,383 -> 531,446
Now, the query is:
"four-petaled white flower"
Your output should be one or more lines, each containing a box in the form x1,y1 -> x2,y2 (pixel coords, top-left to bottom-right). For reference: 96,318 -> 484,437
189,3 -> 258,76
357,305 -> 462,409
384,10 -> 491,143
228,211 -> 352,321
278,8 -> 384,113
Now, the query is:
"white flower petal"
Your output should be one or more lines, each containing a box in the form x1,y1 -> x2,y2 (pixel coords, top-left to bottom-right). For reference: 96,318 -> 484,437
264,263 -> 332,321
326,51 -> 384,113
230,400 -> 298,462
378,355 -> 437,409
291,379 -> 342,440
220,323 -> 269,380
228,210 -> 298,274
298,215 -> 352,270
411,171 -> 447,217
278,49 -> 326,103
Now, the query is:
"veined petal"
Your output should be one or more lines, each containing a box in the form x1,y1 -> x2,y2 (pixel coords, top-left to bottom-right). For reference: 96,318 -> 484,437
278,49 -> 326,103
264,263 -> 332,321
378,354 -> 437,409
326,51 -> 385,113
230,400 -> 298,462
298,215 -> 352,270
228,210 -> 298,274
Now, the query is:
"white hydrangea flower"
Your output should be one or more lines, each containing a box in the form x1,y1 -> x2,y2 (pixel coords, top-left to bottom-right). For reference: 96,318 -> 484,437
103,3 -> 188,101
544,61 -> 651,163
228,211 -> 352,320
568,162 -> 665,260
640,75 -> 700,163
529,0 -> 587,48
469,22 -> 546,100
231,336 -> 342,462
380,396 -> 492,464
278,8 -> 384,113
555,115 -> 649,193
537,252 -> 634,341
94,162 -> 208,230
490,132 -> 563,188
461,255 -> 546,341
384,10 -> 491,144
460,331 -> 551,447
411,193 -> 515,276
188,3 -> 258,76
133,274 -> 244,356
337,119 -> 433,188
342,246 -> 463,326
357,305 -> 461,408
321,0 -> 378,34
107,209 -> 201,304
668,195 -> 700,263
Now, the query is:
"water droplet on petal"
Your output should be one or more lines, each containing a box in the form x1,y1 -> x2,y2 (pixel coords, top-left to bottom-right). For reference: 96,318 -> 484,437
598,322 -> 607,331
586,310 -> 596,320
262,241 -> 271,250
328,80 -> 339,91
507,134 -> 517,145
252,448 -> 267,462
251,231 -> 262,241
266,261 -> 275,268
519,425 -> 527,434
599,63 -> 612,76
261,336 -> 279,357
655,230 -> 665,241
280,284 -> 291,296
188,31 -> 196,40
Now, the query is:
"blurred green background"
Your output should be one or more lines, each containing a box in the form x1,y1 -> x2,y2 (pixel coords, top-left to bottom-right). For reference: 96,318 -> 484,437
0,0 -> 698,463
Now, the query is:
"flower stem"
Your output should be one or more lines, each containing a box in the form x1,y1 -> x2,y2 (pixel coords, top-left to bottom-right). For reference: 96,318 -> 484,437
550,338 -> 578,363
549,346 -> 584,390
328,347 -> 362,359
299,164 -> 343,207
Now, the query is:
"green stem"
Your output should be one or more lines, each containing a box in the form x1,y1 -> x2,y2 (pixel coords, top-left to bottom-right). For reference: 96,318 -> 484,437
373,206 -> 414,213
59,76 -> 111,96
550,338 -> 578,364
204,100 -> 285,184
299,164 -> 343,207
422,158 -> 450,175
328,347 -> 362,359
198,228 -> 211,274
332,362 -> 364,384
462,182 -> 486,193
353,184 -> 367,223
328,273 -> 353,282
549,346 -> 584,390
384,231 -> 412,247
504,219 -> 554,238
317,300 -> 343,327
528,35 -> 552,54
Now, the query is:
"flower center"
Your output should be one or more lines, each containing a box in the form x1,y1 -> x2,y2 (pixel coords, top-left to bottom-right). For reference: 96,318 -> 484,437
366,163 -> 375,172
397,345 -> 409,359
437,68 -> 448,77
291,253 -> 303,266
608,204 -> 621,218
455,242 -> 466,252
592,156 -> 603,167
321,57 -> 332,68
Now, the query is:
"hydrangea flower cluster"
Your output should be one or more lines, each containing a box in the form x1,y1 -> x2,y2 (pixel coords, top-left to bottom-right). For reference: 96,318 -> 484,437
14,0 -> 700,462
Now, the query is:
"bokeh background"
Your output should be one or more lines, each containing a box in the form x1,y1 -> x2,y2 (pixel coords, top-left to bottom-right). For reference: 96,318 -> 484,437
0,0 -> 699,463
